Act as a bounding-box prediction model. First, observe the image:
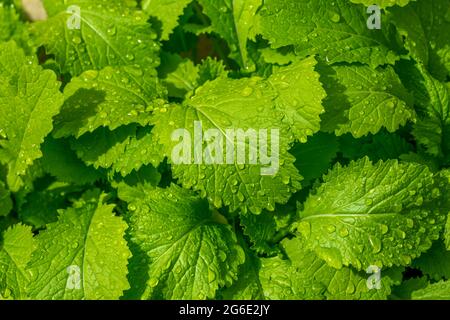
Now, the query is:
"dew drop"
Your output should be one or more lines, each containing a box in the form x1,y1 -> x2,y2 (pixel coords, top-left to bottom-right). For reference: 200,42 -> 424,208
431,188 -> 440,199
107,26 -> 117,36
317,246 -> 343,269
415,196 -> 423,206
406,218 -> 414,228
282,175 -> 290,184
346,282 -> 355,294
298,221 -> 311,238
331,13 -> 340,23
241,87 -> 253,97
72,36 -> 82,44
149,278 -> 159,287
218,250 -> 227,262
368,235 -> 382,253
208,269 -> 216,283
326,225 -> 336,234
339,227 -> 349,237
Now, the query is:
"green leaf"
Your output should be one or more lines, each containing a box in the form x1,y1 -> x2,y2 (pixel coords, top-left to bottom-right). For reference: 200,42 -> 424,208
197,0 -> 262,70
159,54 -> 228,99
27,191 -> 131,299
440,170 -> 450,249
256,256 -> 325,299
219,247 -> 265,300
412,280 -> 450,300
221,245 -> 325,300
19,182 -> 84,228
11,161 -> 46,209
152,57 -> 326,213
413,240 -> 450,281
0,41 -> 63,192
152,93 -> 299,214
223,236 -> 403,300
350,0 -> 414,8
113,165 -> 161,204
240,208 -> 295,255
282,237 -> 403,300
297,157 -> 445,270
320,63 -> 414,138
257,0 -> 398,67
31,0 -> 160,76
53,66 -> 165,138
70,125 -> 164,176
0,181 -> 12,217
259,47 -> 296,66
290,132 -> 339,187
388,0 -> 450,81
197,57 -> 229,85
0,3 -> 32,53
142,0 -> 192,40
159,52 -> 200,98
399,153 -> 441,173
123,184 -> 244,299
396,60 -> 450,163
0,224 -> 35,299
268,57 -> 326,143
40,0 -> 138,17
41,138 -> 103,185
390,277 -> 428,300
339,131 -> 413,162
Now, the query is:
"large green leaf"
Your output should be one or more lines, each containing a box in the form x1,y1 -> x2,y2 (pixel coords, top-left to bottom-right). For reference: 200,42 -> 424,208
350,0 -> 415,8
197,0 -> 262,70
0,3 -> 32,53
0,181 -> 12,217
320,64 -> 414,138
257,0 -> 398,67
222,236 -> 403,300
282,237 -> 403,300
388,0 -> 450,81
27,191 -> 131,299
397,60 -> 450,164
413,240 -> 450,281
412,280 -> 450,300
70,125 -> 164,176
142,0 -> 192,40
41,138 -> 103,185
31,0 -> 160,76
0,224 -> 35,299
54,66 -> 166,138
123,184 -> 244,299
0,41 -> 63,192
152,57 -> 326,213
297,157 -> 445,270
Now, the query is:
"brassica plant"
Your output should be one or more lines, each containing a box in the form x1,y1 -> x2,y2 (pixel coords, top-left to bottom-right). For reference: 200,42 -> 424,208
0,0 -> 449,300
